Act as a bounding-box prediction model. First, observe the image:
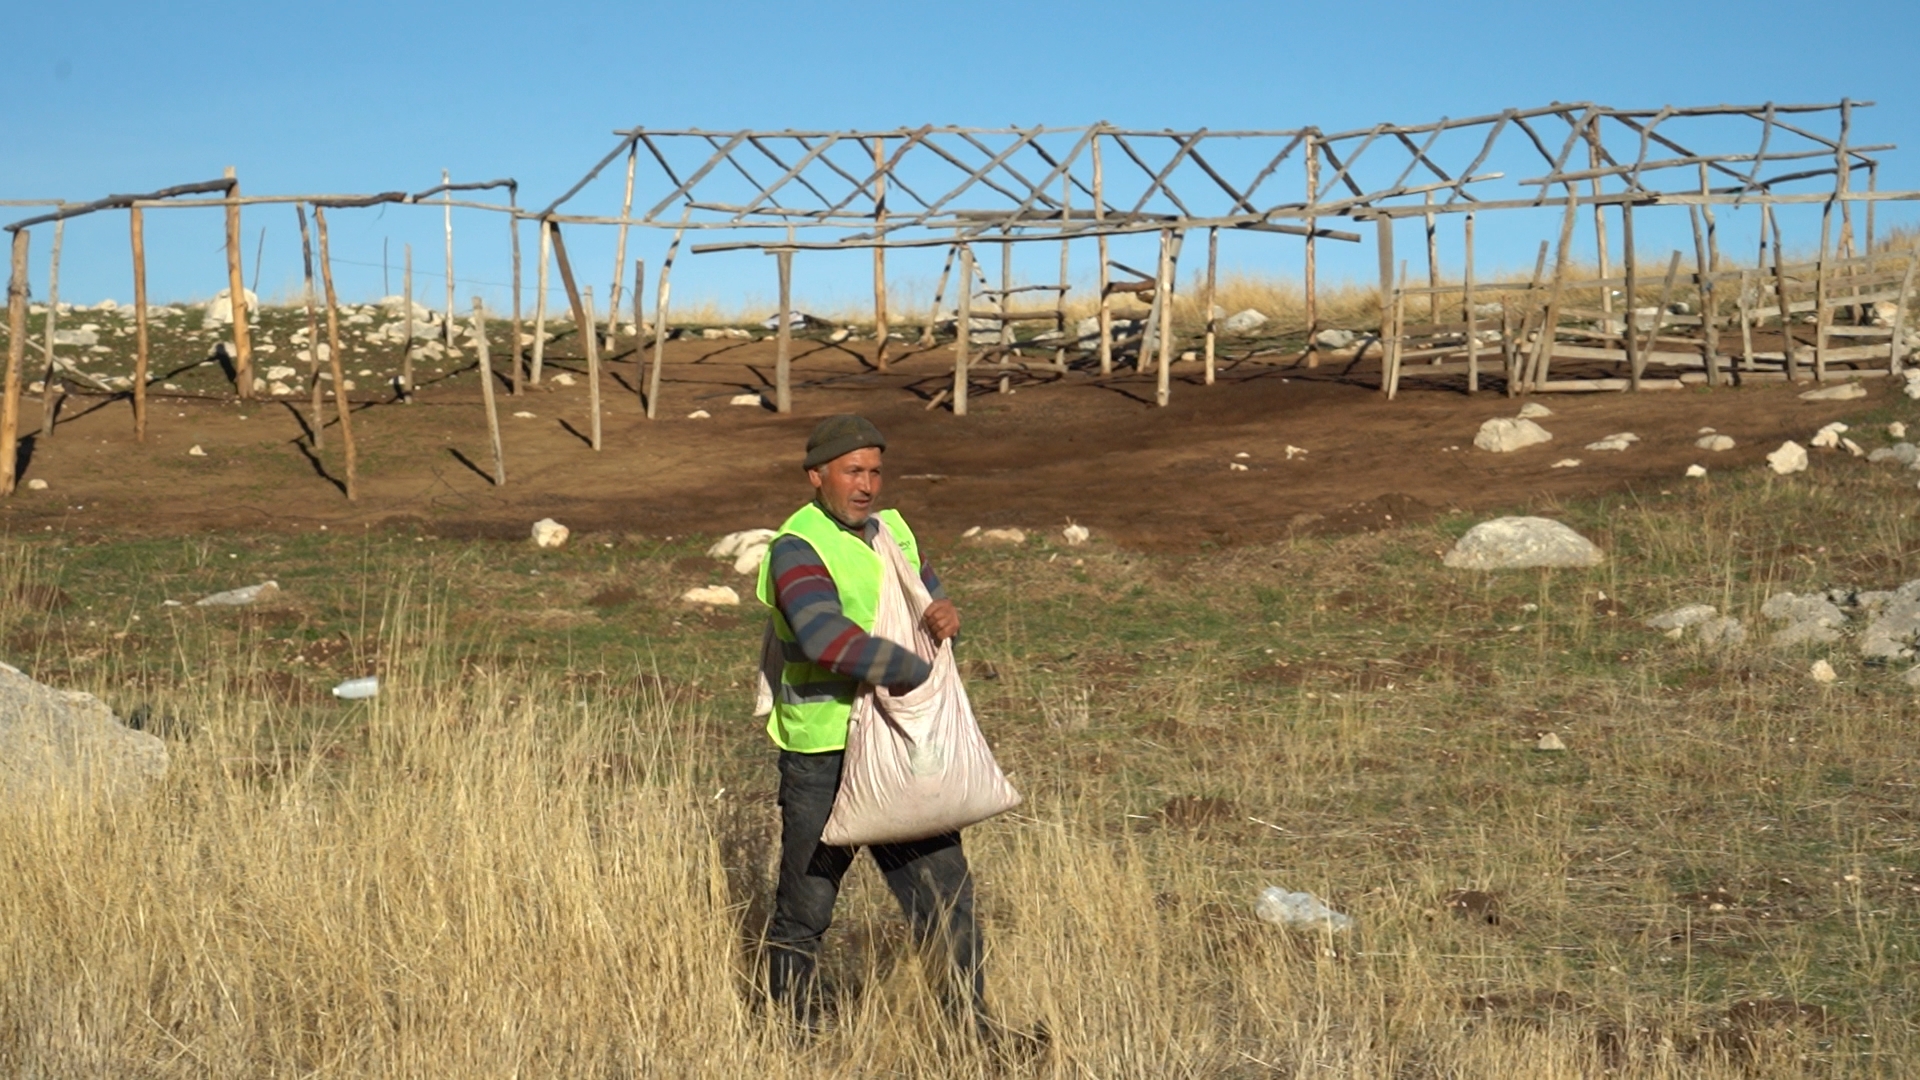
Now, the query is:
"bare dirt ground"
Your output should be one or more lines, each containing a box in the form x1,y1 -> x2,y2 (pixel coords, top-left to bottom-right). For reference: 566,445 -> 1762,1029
2,336 -> 1884,549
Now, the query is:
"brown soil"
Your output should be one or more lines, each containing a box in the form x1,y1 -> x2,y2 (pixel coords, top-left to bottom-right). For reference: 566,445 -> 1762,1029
3,338 -> 1887,550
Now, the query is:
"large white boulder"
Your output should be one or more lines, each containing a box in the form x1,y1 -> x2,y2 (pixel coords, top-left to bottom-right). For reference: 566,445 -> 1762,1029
1473,417 -> 1553,453
0,662 -> 168,801
1222,309 -> 1269,335
708,528 -> 778,576
201,287 -> 259,327
1312,328 -> 1356,350
1443,516 -> 1604,570
1766,441 -> 1809,475
1799,382 -> 1867,402
531,518 -> 570,548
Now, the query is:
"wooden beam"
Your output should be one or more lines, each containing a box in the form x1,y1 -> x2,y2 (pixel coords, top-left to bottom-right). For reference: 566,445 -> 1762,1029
1,230 -> 26,496
131,209 -> 149,440
472,298 -> 507,484
955,244 -> 972,416
223,167 -> 255,400
297,206 -> 325,446
775,249 -> 793,414
581,288 -> 602,451
38,218 -> 63,438
314,207 -> 358,500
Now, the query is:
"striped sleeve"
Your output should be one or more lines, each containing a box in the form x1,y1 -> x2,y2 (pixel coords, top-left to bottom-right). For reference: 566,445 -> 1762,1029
768,535 -> 932,689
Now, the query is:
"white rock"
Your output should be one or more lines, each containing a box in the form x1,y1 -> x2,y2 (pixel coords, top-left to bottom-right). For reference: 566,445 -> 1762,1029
1646,604 -> 1718,631
1229,462 -> 1249,471
551,373 -> 575,386
512,411 -> 535,418
681,585 -> 741,606
196,581 -> 280,607
973,527 -> 1027,545
1584,432 -> 1639,452
1222,309 -> 1269,335
729,393 -> 763,406
1891,422 -> 1908,439
1473,417 -> 1553,453
1535,732 -> 1567,752
0,661 -> 169,801
707,528 -> 777,578
1685,464 -> 1708,478
1693,434 -> 1735,452
1842,437 -> 1865,457
827,328 -> 852,343
1810,659 -> 1838,684
1062,523 -> 1091,546
1074,316 -> 1100,339
700,328 -> 728,340
264,365 -> 297,381
1285,445 -> 1309,459
269,381 -> 293,396
52,327 -> 98,347
1697,616 -> 1746,647
1868,442 -> 1918,465
962,526 -> 982,538
201,287 -> 259,327
25,478 -> 47,490
188,445 -> 206,457
1906,370 -> 1920,401
1312,328 -> 1356,349
687,409 -> 711,419
1868,301 -> 1900,327
1551,458 -> 1582,468
530,518 -> 570,548
1799,381 -> 1867,401
1811,422 -> 1848,448
1766,441 -> 1809,475
1442,516 -> 1604,570
1517,402 -> 1552,418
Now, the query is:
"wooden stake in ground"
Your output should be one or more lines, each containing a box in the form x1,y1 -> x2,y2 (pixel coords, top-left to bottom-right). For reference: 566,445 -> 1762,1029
1304,137 -> 1319,350
954,244 -> 973,417
920,244 -> 955,349
775,249 -> 793,414
509,190 -> 523,397
401,244 -> 414,401
1643,252 -> 1681,382
1589,129 -> 1611,317
1,229 -> 27,496
1689,205 -> 1719,386
648,222 -> 686,418
472,297 -> 506,485
632,259 -> 645,406
131,208 -> 150,440
1623,202 -> 1640,390
1374,217 -> 1395,319
1464,212 -> 1479,393
296,207 -> 325,446
1055,170 -> 1071,372
608,144 -> 637,348
1423,191 -> 1439,323
1384,261 -> 1408,399
442,170 -> 456,347
531,220 -> 551,385
999,243 -> 1014,349
548,223 -> 590,344
223,167 -> 255,400
1093,135 -> 1113,376
38,217 -> 63,438
314,207 -> 358,500
872,136 -> 889,371
1889,255 -> 1915,374
581,287 -> 602,451
1203,227 -> 1218,385
1767,205 -> 1800,382
1155,229 -> 1174,408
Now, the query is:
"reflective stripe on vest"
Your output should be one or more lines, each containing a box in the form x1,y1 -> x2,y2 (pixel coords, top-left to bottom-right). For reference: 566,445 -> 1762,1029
754,502 -> 922,753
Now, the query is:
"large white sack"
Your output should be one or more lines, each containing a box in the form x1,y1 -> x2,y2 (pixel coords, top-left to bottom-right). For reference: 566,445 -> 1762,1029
820,523 -> 1020,846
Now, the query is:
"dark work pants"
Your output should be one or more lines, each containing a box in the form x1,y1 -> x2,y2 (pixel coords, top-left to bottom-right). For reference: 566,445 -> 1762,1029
767,749 -> 986,1026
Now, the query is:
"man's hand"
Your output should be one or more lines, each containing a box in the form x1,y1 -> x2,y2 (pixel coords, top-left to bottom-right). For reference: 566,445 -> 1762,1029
922,598 -> 960,642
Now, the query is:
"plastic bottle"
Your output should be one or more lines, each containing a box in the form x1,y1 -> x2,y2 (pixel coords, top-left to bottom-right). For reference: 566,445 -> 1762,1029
331,676 -> 379,700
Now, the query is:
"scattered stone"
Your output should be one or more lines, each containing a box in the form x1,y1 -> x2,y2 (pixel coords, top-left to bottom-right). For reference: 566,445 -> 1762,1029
264,365 -> 297,381
1312,328 -> 1356,350
0,661 -> 169,800
196,581 -> 280,607
962,526 -> 981,538
1686,464 -> 1707,478
827,328 -> 852,343
1811,422 -> 1848,448
1799,381 -> 1867,401
1646,604 -> 1719,631
966,527 -> 1026,546
1222,309 -> 1269,334
1890,421 -> 1908,439
1903,666 -> 1920,691
1696,434 -> 1735,451
1810,659 -> 1838,684
530,518 -> 570,548
512,411 -> 535,419
729,393 -> 763,406
1698,616 -> 1747,647
680,584 -> 741,606
1766,441 -> 1809,475
1229,462 -> 1248,472
1867,442 -> 1918,465
1473,417 -> 1553,453
1906,370 -> 1920,400
268,381 -> 293,396
687,409 -> 711,419
552,373 -> 576,387
1584,432 -> 1639,452
1763,591 -> 1846,645
1551,458 -> 1581,468
700,328 -> 728,340
1535,732 -> 1567,751
187,445 -> 206,457
201,287 -> 258,327
25,478 -> 46,491
1442,516 -> 1604,570
1285,445 -> 1308,459
1074,316 -> 1100,339
1858,583 -> 1920,660
1517,402 -> 1552,418
1062,523 -> 1091,546
708,529 -> 777,576
1842,437 -> 1865,457
52,327 -> 98,347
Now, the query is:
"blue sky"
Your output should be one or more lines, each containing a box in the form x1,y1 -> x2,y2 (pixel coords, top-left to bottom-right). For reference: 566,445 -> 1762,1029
6,0 -> 1915,314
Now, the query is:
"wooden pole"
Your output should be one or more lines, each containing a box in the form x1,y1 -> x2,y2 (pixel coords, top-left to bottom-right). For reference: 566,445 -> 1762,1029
1866,163 -> 1879,256
1,230 -> 26,496
442,170 -> 456,347
1203,226 -> 1218,385
921,244 -> 955,349
531,221 -> 551,385
1889,256 -> 1915,374
1590,129 -> 1611,318
548,223 -> 591,347
1836,100 -> 1855,261
1055,169 -> 1070,372
954,244 -> 972,416
632,258 -> 646,406
472,297 -> 506,485
608,145 -> 637,348
1094,135 -> 1113,376
1155,229 -> 1174,408
648,225 -> 685,419
582,287 -> 602,451
1423,191 -> 1439,323
223,167 -> 255,400
1385,261 -> 1408,399
297,206 -> 324,447
1689,205 -> 1719,386
1304,137 -> 1319,346
37,217 -> 63,438
1374,217 -> 1395,323
999,242 -> 1013,348
1464,212 -> 1478,393
775,249 -> 793,414
1644,252 -> 1681,382
1623,203 -> 1640,391
1509,241 -> 1550,397
314,207 -> 357,501
509,191 -> 523,396
1698,163 -> 1719,272
1768,205 -> 1800,382
1738,269 -> 1756,374
131,209 -> 150,440
872,136 -> 890,371
401,245 -> 414,401
1525,191 -> 1580,391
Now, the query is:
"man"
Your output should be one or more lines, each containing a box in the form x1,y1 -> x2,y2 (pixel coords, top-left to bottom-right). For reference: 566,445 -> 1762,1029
754,413 -> 979,1032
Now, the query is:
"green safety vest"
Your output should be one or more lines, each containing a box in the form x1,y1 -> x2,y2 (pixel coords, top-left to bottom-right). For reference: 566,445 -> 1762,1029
755,501 -> 922,752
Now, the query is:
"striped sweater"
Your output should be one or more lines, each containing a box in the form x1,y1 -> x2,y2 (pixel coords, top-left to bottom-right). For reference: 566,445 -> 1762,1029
767,509 -> 946,691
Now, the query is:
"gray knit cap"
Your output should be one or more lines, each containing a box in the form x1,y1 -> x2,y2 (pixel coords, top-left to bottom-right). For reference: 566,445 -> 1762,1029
803,414 -> 887,469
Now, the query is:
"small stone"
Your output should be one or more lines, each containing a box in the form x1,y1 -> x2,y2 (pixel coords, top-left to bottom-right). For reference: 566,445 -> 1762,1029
1584,432 -> 1639,452
1799,382 -> 1867,401
1811,422 -> 1848,449
1686,464 -> 1707,478
1517,402 -> 1552,418
25,478 -> 47,491
1312,328 -> 1355,349
1646,604 -> 1718,631
680,584 -> 741,606
1229,462 -> 1249,471
1443,516 -> 1604,570
0,661 -> 169,800
188,445 -> 206,457
530,518 -> 570,548
1535,732 -> 1567,751
1550,458 -> 1582,469
975,527 -> 1027,545
1842,437 -> 1865,457
1767,441 -> 1809,474
729,393 -> 763,406
1473,417 -> 1553,453
512,411 -> 535,418
552,373 -> 576,386
196,581 -> 280,607
827,328 -> 851,343
1223,309 -> 1269,335
1696,434 -> 1735,451
1891,422 -> 1908,439
1810,659 -> 1838,684
687,409 -> 711,419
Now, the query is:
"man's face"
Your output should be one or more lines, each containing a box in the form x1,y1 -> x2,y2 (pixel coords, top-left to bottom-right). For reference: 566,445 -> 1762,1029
808,447 -> 883,526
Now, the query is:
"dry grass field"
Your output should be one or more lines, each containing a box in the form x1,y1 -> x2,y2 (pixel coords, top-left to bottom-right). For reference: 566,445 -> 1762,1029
4,443 -> 1919,1076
